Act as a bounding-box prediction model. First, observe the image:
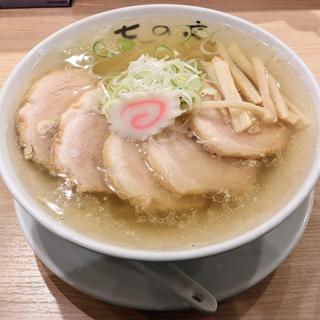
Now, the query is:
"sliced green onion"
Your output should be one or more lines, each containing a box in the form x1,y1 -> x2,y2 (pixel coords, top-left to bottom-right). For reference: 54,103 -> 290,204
176,25 -> 192,44
117,38 -> 136,53
200,34 -> 218,56
171,64 -> 180,73
186,76 -> 202,92
193,28 -> 209,39
154,45 -> 175,60
99,55 -> 204,114
93,39 -> 118,58
186,89 -> 202,107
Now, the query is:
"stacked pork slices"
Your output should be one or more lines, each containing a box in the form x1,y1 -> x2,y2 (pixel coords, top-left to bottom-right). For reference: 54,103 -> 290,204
17,55 -> 294,212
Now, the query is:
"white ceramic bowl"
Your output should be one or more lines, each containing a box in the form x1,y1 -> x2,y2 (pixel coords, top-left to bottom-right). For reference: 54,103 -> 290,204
0,5 -> 319,261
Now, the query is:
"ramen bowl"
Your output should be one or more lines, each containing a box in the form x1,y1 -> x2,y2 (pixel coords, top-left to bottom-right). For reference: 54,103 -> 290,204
0,4 -> 319,262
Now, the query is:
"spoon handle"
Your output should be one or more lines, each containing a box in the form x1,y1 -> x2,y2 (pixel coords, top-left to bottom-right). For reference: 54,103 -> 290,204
130,261 -> 218,313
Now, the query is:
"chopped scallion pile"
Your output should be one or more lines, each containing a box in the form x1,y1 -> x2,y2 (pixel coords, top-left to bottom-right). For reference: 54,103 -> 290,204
99,55 -> 204,115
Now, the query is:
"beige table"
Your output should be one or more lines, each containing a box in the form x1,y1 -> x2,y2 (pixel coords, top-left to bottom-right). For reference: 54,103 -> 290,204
0,1 -> 320,319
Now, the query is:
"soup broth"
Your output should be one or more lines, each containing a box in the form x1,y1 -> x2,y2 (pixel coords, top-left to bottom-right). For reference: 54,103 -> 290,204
12,18 -> 316,250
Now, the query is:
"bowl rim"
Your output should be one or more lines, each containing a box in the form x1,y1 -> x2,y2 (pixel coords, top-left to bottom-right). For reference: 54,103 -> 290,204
0,4 -> 319,261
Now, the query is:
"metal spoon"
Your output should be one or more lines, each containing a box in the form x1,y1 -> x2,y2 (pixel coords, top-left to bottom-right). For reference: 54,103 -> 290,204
130,261 -> 218,313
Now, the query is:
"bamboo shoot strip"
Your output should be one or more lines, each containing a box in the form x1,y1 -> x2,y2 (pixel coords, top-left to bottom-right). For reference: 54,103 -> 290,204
228,44 -> 257,84
202,80 -> 219,96
268,73 -> 290,122
223,44 -> 309,128
200,61 -> 219,84
282,95 -> 310,128
215,42 -> 262,105
202,80 -> 225,103
201,65 -> 229,121
211,86 -> 230,122
252,57 -> 278,122
213,87 -> 222,100
200,61 -> 212,69
231,64 -> 262,104
287,111 -> 300,125
215,41 -> 233,64
213,58 -> 252,132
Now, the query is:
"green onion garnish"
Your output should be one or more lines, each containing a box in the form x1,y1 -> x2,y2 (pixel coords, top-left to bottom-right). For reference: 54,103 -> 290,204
193,28 -> 209,39
117,38 -> 136,53
92,39 -> 116,58
154,45 -> 175,60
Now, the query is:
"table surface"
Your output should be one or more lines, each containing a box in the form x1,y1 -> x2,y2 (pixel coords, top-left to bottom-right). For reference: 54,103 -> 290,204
0,1 -> 320,319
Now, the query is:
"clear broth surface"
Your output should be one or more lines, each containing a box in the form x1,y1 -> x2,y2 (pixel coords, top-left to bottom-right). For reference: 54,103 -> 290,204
12,18 -> 317,250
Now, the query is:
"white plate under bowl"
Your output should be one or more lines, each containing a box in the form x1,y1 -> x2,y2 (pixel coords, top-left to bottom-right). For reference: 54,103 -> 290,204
15,191 -> 314,311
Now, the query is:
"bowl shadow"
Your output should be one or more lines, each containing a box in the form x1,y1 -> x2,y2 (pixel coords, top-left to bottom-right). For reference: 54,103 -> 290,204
37,258 -> 280,319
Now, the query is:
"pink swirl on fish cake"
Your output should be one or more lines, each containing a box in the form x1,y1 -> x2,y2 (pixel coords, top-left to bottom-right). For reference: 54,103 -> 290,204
109,90 -> 182,140
120,99 -> 167,130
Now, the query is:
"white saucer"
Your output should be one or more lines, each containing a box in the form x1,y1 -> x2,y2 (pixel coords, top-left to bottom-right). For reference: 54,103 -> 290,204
15,192 -> 314,311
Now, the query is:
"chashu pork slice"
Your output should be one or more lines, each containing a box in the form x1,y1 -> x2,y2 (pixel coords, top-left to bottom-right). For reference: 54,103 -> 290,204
17,69 -> 93,171
191,108 -> 289,159
146,130 -> 256,196
52,90 -> 109,193
103,134 -> 207,211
